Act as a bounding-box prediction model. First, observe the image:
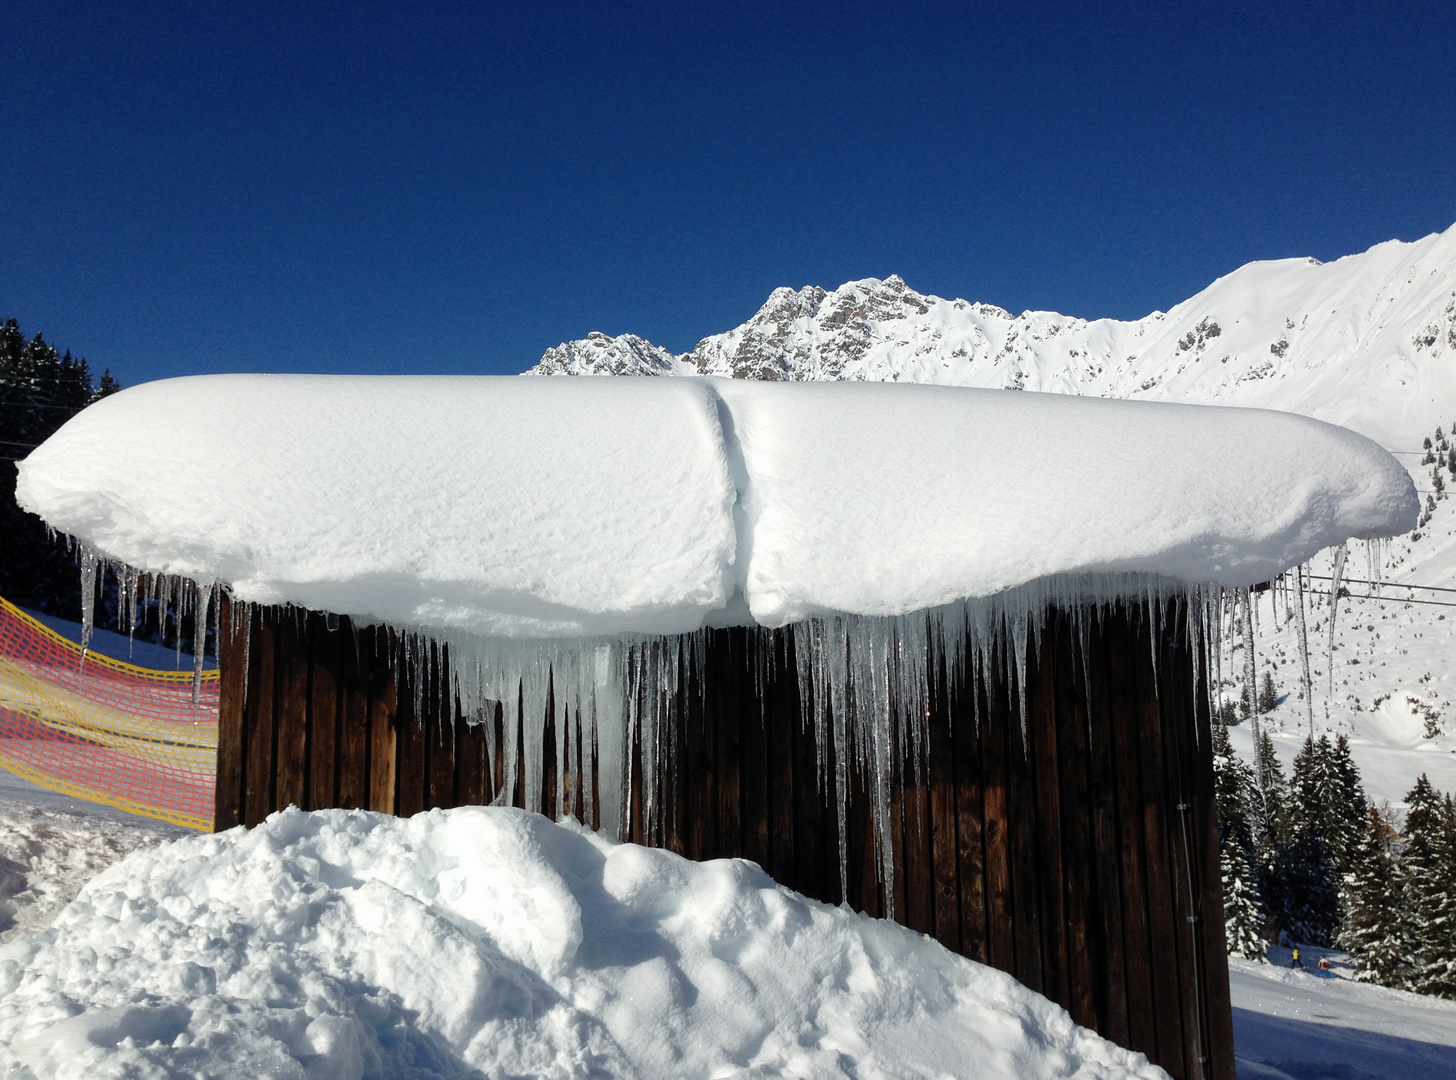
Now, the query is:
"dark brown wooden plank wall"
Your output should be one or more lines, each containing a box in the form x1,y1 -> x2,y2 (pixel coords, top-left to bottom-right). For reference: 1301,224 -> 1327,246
215,600 -> 1232,1080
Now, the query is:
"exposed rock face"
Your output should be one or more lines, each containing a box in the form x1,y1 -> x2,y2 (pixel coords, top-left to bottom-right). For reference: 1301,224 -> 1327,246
527,224 -> 1456,447
534,331 -> 688,377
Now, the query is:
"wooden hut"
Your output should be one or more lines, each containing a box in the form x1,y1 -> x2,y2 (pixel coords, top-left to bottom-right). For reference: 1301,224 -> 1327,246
18,374 -> 1421,1080
211,594 -> 1232,1080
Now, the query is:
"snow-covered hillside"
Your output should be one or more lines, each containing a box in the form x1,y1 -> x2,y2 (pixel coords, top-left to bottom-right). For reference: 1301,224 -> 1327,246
533,226 -> 1456,807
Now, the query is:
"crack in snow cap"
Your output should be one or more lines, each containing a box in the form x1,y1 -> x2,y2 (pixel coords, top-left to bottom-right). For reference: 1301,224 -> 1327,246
16,374 -> 1417,637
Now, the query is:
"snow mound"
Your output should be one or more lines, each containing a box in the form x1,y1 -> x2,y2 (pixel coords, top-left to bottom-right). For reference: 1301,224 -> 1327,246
0,807 -> 1166,1080
16,375 -> 1416,636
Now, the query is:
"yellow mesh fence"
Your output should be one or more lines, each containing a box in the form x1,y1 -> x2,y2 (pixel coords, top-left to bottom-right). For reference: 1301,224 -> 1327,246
0,596 -> 217,830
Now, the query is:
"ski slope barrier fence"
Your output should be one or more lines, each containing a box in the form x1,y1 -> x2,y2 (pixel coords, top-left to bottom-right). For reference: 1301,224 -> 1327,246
0,597 -> 217,829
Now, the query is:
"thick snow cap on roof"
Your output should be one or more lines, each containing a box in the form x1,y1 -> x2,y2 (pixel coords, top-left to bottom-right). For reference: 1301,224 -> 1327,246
17,374 -> 1417,637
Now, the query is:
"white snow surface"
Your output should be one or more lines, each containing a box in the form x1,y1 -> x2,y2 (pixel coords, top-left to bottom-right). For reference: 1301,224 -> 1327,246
17,375 -> 1416,636
0,805 -> 1167,1080
1229,951 -> 1456,1080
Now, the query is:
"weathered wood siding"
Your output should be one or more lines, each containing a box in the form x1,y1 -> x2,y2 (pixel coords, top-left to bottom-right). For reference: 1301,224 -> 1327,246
215,598 -> 1233,1080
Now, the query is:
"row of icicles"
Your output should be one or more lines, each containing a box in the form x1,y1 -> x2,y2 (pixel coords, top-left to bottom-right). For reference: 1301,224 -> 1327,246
72,541 -> 1379,918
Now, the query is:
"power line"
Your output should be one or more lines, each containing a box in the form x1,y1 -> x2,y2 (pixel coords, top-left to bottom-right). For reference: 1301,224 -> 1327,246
0,400 -> 95,412
1305,574 -> 1456,595
1304,588 -> 1456,610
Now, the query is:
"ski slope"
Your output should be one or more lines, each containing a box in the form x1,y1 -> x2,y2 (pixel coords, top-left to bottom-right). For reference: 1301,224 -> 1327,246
1230,951 -> 1456,1080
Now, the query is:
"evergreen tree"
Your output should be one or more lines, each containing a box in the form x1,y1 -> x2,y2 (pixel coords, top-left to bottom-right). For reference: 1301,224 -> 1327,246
1406,784 -> 1456,998
1258,671 -> 1279,714
1212,723 -> 1266,957
1269,736 -> 1341,946
1327,734 -> 1368,869
1253,729 -> 1288,844
1338,802 -> 1412,986
0,318 -> 118,618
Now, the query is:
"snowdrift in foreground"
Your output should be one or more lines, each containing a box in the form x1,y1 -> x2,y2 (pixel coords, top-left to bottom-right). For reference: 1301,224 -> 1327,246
16,375 -> 1416,636
0,807 -> 1165,1080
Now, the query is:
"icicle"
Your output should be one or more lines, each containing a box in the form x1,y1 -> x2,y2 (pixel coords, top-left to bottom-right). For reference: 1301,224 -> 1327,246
191,582 -> 213,705
1010,606 -> 1030,750
1242,587 -> 1269,833
174,578 -> 188,671
1327,543 -> 1347,721
824,616 -> 852,904
1293,565 -> 1314,739
1211,588 -> 1224,725
77,547 -> 98,668
1187,587 -> 1202,749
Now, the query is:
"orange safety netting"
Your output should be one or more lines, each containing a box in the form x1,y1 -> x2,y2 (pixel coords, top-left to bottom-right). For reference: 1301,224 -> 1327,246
0,596 -> 217,830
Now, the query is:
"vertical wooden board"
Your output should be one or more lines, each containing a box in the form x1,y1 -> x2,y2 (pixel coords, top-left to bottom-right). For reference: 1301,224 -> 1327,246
337,621 -> 371,811
715,630 -> 742,858
213,596 -> 246,831
393,645 -> 426,817
588,699 -> 600,833
541,672 -> 558,821
790,634 -> 828,905
1006,659 -> 1045,996
767,635 -> 797,889
900,694 -> 933,937
886,711 -> 909,929
848,734 -> 882,918
1106,612 -> 1157,1060
1052,612 -> 1099,1031
928,653 -> 961,955
1082,615 -> 1130,1045
1029,617 -> 1067,1008
954,666 -> 988,964
367,631 -> 398,815
491,700 -> 506,806
273,612 -> 311,811
665,652 -> 688,856
1131,608 -> 1190,1078
458,712 -> 489,807
428,645 -> 457,811
982,666 -> 1016,973
740,635 -> 770,869
308,614 -> 340,810
562,702 -> 576,822
628,692 -> 645,845
1162,618 -> 1215,1080
686,634 -> 715,862
512,689 -> 527,811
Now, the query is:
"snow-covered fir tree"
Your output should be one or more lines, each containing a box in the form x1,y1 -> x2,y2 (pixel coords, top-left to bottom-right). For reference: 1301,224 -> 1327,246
1327,734 -> 1369,870
1338,802 -> 1413,987
1212,722 -> 1266,958
1405,782 -> 1456,999
1272,736 -> 1342,946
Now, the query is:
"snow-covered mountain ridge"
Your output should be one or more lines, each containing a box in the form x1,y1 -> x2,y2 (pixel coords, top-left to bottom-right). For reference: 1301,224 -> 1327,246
531,223 -> 1456,450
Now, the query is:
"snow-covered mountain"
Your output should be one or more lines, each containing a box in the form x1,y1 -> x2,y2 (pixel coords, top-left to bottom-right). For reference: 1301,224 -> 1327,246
531,224 -> 1456,450
533,224 -> 1456,806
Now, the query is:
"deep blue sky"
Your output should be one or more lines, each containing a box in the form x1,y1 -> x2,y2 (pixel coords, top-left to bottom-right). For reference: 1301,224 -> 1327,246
3,1 -> 1454,384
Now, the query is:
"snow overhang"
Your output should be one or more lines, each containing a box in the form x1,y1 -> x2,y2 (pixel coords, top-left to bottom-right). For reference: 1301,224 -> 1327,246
16,375 -> 1418,638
